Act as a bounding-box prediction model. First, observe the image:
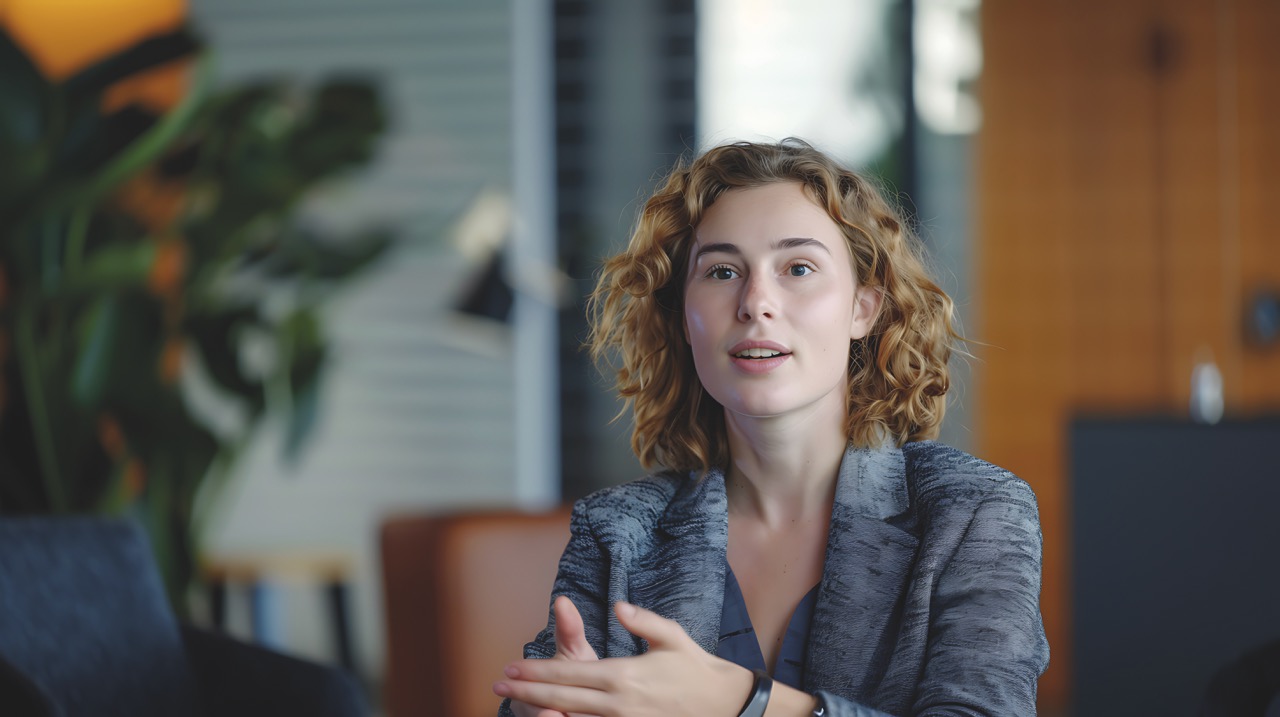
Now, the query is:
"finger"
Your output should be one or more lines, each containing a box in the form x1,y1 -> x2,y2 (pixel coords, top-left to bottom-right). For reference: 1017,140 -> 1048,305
507,697 -> 567,717
493,680 -> 609,716
613,601 -> 691,649
506,658 -> 618,690
553,596 -> 597,660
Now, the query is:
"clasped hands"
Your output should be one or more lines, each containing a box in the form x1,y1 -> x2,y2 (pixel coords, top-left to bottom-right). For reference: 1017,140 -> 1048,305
493,595 -> 754,717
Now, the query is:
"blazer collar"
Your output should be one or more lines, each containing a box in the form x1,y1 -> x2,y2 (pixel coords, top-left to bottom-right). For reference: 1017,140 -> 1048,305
834,441 -> 911,520
657,441 -> 909,534
658,466 -> 728,538
806,442 -> 919,701
633,467 -> 730,654
639,442 -> 918,682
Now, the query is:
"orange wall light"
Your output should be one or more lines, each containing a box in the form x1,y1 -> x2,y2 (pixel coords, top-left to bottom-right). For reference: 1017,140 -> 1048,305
2,0 -> 190,111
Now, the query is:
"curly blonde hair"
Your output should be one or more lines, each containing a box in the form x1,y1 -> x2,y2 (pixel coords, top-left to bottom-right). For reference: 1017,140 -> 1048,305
588,139 -> 959,472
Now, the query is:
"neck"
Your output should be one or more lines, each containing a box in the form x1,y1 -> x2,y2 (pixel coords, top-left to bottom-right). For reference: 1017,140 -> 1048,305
722,402 -> 848,529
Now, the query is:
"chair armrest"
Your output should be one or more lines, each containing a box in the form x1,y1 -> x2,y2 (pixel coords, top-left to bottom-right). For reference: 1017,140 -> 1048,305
181,625 -> 368,717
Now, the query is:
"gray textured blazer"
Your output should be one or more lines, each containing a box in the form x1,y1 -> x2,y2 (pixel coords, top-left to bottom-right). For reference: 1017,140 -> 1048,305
501,441 -> 1049,717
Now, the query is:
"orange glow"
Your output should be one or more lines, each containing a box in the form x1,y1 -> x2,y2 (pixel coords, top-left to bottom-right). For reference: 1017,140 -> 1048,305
2,0 -> 187,80
158,336 -> 185,384
98,414 -> 127,460
116,170 -> 187,232
104,58 -> 191,113
147,238 -> 187,298
122,459 -> 147,499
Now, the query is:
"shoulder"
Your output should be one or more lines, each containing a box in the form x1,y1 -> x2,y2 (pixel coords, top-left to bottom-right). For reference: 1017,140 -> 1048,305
901,440 -> 1038,515
570,470 -> 689,541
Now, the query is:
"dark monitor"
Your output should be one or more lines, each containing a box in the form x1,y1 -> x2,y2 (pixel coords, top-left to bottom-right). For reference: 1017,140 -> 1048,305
1071,416 -> 1280,716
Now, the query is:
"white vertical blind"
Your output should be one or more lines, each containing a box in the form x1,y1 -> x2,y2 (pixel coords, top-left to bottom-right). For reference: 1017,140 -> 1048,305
189,0 -> 528,681
510,0 -> 561,508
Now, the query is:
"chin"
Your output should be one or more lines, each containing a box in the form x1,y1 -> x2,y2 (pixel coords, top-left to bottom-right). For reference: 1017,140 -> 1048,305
717,385 -> 848,423
721,394 -> 809,420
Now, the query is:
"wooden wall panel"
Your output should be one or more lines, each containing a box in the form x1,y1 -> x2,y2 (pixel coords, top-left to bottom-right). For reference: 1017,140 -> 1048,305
1236,0 -> 1280,408
1162,0 -> 1236,411
978,0 -> 1280,711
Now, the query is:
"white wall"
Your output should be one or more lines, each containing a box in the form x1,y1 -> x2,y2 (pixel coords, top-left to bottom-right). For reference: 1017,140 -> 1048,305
188,0 -> 545,686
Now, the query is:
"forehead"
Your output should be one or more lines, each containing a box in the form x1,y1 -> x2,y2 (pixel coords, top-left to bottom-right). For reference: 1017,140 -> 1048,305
694,182 -> 844,247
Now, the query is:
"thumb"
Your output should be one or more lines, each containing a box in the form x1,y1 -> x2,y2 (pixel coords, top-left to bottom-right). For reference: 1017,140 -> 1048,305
552,596 -> 597,660
614,601 -> 690,649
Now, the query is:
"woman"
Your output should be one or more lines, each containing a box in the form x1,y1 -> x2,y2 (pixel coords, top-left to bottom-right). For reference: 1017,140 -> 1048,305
493,139 -> 1048,717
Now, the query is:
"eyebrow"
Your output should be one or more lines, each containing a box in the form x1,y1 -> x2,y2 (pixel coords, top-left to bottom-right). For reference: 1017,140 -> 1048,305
693,237 -> 832,261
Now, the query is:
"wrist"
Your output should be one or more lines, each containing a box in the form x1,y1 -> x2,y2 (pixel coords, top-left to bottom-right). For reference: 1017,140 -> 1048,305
762,680 -> 820,717
719,663 -> 757,716
712,659 -> 817,717
737,669 -> 772,717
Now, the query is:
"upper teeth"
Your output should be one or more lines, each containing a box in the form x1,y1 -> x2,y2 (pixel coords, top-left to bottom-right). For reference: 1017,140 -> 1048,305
736,348 -> 782,358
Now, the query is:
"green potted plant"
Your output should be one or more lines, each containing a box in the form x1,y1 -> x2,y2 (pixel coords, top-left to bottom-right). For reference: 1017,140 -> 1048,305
0,15 -> 391,612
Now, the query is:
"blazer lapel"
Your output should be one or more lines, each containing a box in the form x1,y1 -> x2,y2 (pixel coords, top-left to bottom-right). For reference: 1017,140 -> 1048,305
805,444 -> 920,701
627,468 -> 730,656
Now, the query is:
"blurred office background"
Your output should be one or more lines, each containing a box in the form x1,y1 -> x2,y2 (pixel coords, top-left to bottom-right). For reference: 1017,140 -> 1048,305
2,0 -> 1278,715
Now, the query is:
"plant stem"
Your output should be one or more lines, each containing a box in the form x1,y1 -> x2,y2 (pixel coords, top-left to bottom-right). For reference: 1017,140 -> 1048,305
41,216 -> 61,289
66,204 -> 91,271
15,304 -> 66,511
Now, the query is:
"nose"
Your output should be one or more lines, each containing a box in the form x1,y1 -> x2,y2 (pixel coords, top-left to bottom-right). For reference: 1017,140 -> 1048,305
737,274 -> 776,322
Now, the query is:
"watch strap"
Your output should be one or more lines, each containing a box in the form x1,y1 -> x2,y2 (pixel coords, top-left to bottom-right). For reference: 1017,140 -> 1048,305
738,668 -> 773,717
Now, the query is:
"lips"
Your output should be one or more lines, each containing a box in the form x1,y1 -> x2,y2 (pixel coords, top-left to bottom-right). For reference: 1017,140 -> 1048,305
728,340 -> 790,359
728,340 -> 791,374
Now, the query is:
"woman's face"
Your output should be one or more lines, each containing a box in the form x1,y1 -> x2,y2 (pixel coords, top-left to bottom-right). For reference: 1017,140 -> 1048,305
683,181 -> 879,422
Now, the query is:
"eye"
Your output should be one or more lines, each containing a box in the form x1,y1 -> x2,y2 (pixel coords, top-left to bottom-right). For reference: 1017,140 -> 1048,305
706,264 -> 739,280
788,263 -> 815,277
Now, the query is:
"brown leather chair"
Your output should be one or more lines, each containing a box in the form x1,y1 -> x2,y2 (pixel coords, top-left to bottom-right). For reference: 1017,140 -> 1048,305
380,507 -> 572,717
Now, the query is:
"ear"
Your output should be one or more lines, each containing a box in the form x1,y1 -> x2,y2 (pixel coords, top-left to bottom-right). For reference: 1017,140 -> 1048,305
850,285 -> 882,340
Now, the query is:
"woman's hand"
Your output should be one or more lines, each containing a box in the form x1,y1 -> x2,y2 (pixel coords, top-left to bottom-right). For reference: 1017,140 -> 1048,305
508,596 -> 600,717
495,601 -> 755,717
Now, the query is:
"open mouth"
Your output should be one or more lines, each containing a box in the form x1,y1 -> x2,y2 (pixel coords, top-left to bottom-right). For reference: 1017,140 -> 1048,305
733,348 -> 787,359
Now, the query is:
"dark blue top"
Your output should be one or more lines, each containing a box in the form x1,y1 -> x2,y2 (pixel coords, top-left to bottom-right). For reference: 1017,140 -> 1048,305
715,561 -> 820,690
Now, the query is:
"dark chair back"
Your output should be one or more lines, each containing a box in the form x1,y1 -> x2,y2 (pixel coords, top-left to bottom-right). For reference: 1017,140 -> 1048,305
0,516 -> 200,717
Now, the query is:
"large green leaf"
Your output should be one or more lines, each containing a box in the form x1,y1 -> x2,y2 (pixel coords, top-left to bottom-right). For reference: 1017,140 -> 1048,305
34,53 -> 215,220
53,105 -> 158,179
82,293 -> 166,410
57,242 -> 155,295
61,28 -> 201,105
175,81 -> 388,267
279,309 -> 326,461
282,377 -> 320,464
183,304 -> 267,412
245,227 -> 392,280
71,294 -> 124,407
0,29 -> 52,220
50,28 -> 201,181
290,79 -> 386,174
0,28 -> 50,146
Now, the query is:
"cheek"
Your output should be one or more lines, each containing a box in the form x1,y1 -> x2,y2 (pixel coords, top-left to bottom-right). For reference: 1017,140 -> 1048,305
682,289 -> 717,344
682,312 -> 709,379
682,300 -> 724,381
683,307 -> 700,345
801,288 -> 857,335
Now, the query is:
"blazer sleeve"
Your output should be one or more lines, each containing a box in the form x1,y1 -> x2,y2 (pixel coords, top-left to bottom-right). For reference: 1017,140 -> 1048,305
914,476 -> 1048,715
498,499 -> 613,716
814,477 -> 1049,717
